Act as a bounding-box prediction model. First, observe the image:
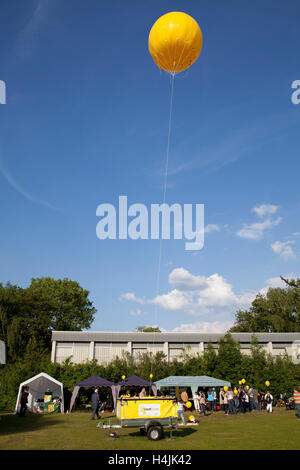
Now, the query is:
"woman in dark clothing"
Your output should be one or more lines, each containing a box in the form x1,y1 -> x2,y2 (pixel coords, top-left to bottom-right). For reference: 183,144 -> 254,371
19,386 -> 29,417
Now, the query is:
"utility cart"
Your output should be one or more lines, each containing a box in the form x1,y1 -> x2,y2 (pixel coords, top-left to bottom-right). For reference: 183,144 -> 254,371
98,396 -> 178,441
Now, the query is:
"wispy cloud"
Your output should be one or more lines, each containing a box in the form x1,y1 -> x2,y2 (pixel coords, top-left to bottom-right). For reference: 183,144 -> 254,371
236,217 -> 282,240
0,159 -> 59,210
252,204 -> 279,218
166,109 -> 300,177
15,0 -> 52,59
271,240 -> 296,260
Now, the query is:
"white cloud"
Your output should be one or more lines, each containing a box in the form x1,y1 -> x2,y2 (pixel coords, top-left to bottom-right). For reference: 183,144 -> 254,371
271,241 -> 296,260
151,289 -> 191,311
236,217 -> 282,240
129,309 -> 145,316
120,292 -> 145,304
170,320 -> 234,333
252,204 -> 279,218
151,268 -> 255,315
205,224 -> 220,233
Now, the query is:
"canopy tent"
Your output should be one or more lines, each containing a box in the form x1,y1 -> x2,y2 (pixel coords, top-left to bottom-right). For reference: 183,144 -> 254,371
112,374 -> 157,404
15,372 -> 64,414
69,375 -> 115,412
154,375 -> 231,396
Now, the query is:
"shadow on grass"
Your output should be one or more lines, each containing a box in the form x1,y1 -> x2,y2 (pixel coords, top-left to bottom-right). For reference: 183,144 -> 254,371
128,427 -> 197,439
0,412 -> 61,437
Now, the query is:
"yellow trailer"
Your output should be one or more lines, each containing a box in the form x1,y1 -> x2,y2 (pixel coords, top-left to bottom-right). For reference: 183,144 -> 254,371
116,396 -> 178,440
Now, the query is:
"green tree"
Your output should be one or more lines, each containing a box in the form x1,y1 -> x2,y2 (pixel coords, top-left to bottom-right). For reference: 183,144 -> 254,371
0,277 -> 96,361
135,326 -> 161,332
214,333 -> 243,383
229,282 -> 300,332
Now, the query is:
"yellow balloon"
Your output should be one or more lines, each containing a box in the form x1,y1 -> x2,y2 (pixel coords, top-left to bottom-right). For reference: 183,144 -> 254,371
234,390 -> 238,395
186,401 -> 192,408
246,385 -> 249,390
242,379 -> 246,384
265,381 -> 270,387
224,386 -> 228,392
149,374 -> 153,379
189,415 -> 195,421
122,375 -> 126,380
239,381 -> 242,385
148,11 -> 203,73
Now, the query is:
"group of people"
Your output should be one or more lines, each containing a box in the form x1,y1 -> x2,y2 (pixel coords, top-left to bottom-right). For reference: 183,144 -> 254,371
177,386 -> 300,423
178,386 -> 300,424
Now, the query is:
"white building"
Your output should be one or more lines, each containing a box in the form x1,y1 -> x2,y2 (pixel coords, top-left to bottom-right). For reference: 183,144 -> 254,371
51,331 -> 300,365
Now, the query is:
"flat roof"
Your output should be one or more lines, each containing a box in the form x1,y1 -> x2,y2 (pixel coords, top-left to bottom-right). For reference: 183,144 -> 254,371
51,331 -> 300,343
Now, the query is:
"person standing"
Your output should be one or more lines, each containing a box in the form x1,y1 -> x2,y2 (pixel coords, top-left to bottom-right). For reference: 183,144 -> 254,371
200,392 -> 207,416
248,385 -> 254,410
227,387 -> 236,415
219,388 -> 225,412
177,399 -> 186,425
293,387 -> 300,420
243,388 -> 250,412
252,387 -> 259,410
207,388 -> 214,411
193,391 -> 200,413
264,391 -> 273,413
19,386 -> 29,417
223,389 -> 229,415
91,388 -> 100,420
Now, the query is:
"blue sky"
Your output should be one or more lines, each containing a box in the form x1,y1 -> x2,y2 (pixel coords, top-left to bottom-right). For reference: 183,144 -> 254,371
0,0 -> 299,333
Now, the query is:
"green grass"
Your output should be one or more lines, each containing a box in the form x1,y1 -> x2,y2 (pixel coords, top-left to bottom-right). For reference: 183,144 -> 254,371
0,408 -> 299,450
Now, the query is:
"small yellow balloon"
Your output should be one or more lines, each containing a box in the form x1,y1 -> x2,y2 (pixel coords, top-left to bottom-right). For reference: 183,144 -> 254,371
189,415 -> 195,421
265,380 -> 270,387
186,401 -> 192,408
242,379 -> 246,384
148,11 -> 203,73
149,374 -> 153,379
122,375 -> 126,380
224,386 -> 228,392
246,385 -> 249,390
239,381 -> 242,385
234,390 -> 238,395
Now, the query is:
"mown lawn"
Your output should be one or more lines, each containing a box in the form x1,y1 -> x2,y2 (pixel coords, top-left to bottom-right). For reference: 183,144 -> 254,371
0,408 -> 299,450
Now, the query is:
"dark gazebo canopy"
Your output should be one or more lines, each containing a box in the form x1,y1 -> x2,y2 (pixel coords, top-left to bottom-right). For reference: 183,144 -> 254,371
117,374 -> 151,387
69,375 -> 115,412
113,374 -> 157,400
75,375 -> 114,387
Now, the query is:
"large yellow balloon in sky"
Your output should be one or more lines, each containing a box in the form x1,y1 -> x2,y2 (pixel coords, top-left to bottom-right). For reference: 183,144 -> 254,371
148,11 -> 203,73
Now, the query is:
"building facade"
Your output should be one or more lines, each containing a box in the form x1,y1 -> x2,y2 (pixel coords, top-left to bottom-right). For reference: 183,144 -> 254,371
51,331 -> 300,365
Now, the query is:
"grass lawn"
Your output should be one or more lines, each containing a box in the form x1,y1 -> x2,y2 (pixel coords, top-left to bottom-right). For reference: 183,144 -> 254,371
0,408 -> 300,450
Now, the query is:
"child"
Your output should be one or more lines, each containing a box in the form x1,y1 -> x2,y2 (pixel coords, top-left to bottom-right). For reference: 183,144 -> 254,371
264,391 -> 273,413
200,392 -> 207,416
177,399 -> 186,425
193,391 -> 200,413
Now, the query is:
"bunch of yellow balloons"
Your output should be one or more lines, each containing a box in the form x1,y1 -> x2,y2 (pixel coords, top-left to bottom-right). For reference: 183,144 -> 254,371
148,11 -> 203,73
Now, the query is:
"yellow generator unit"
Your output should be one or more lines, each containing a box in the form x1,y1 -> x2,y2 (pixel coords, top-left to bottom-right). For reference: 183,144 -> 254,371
116,396 -> 178,440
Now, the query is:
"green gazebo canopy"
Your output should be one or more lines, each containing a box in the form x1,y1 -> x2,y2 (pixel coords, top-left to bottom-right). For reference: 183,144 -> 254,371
154,375 -> 231,395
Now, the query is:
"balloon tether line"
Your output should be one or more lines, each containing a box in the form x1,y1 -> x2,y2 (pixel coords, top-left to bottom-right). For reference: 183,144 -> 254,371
150,72 -> 175,378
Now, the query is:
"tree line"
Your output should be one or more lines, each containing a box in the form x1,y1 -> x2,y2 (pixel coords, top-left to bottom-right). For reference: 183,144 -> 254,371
0,275 -> 300,411
1,333 -> 299,411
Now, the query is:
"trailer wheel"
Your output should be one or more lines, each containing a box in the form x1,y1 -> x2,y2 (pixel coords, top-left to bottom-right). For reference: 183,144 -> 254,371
147,425 -> 164,441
